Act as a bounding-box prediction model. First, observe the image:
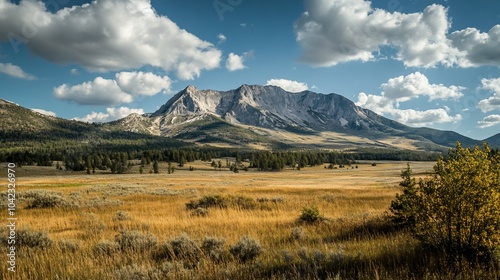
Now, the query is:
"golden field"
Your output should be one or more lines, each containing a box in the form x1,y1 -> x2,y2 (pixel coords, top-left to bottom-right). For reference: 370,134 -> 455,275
1,161 -> 498,279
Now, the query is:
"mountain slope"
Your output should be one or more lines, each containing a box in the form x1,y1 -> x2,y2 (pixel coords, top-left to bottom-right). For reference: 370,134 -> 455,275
0,98 -> 189,150
110,85 -> 484,150
486,133 -> 500,147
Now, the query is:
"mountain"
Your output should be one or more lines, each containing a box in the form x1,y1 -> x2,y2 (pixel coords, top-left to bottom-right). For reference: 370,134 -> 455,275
1,85 -> 494,152
107,84 -> 486,150
486,133 -> 500,147
0,98 -> 189,150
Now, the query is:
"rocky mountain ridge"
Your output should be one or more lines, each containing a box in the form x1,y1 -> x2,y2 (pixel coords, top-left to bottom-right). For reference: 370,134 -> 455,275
108,84 -> 487,150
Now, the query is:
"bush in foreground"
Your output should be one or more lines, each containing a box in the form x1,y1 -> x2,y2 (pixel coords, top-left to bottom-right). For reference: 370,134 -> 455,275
390,142 -> 500,263
229,236 -> 264,263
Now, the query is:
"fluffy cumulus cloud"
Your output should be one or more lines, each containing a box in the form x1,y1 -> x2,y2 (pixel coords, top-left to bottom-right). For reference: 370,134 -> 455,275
356,72 -> 463,126
0,62 -> 36,80
266,79 -> 309,93
478,78 -> 500,113
115,71 -> 171,96
449,26 -> 500,67
478,115 -> 500,129
54,72 -> 170,106
31,108 -> 56,117
295,0 -> 500,68
73,107 -> 145,123
54,77 -> 133,106
0,0 -> 221,80
226,53 -> 246,71
382,72 -> 463,103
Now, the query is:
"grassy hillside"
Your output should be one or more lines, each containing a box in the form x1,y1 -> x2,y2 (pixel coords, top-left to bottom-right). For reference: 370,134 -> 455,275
169,115 -> 290,150
0,99 -> 190,152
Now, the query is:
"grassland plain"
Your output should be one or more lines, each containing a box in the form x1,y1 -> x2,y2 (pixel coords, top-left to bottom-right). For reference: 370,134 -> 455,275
1,161 -> 498,279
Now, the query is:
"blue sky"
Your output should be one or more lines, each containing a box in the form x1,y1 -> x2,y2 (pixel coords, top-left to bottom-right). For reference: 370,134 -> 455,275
0,0 -> 499,140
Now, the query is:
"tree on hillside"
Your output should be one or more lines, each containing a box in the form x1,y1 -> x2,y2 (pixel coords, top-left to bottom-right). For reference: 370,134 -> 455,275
390,142 -> 500,262
153,160 -> 159,174
390,163 -> 418,228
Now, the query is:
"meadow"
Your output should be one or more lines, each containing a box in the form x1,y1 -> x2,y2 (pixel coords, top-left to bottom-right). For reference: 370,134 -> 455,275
1,161 -> 498,279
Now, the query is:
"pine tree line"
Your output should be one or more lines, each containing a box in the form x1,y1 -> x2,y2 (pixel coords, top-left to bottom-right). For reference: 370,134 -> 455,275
0,145 -> 451,172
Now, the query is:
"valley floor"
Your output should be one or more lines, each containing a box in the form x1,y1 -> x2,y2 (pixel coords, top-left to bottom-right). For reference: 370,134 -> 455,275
1,161 -> 498,279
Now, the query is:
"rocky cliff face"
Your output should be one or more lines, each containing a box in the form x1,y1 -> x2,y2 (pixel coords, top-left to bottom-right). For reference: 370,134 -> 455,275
111,84 -> 480,150
152,84 -> 394,133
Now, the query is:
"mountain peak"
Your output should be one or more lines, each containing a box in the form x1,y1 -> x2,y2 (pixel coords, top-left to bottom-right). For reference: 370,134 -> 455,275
141,84 -> 486,150
184,85 -> 198,93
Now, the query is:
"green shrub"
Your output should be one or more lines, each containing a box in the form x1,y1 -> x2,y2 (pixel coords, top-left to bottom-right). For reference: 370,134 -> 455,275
390,142 -> 500,263
299,205 -> 323,224
229,236 -> 264,263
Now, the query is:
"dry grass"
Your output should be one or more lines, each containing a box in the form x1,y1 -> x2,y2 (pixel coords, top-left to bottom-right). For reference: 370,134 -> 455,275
1,161 -> 497,279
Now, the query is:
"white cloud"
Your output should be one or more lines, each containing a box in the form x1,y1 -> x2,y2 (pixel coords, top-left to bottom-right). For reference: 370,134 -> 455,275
449,26 -> 500,67
381,72 -> 464,102
478,78 -> 500,113
217,33 -> 227,44
226,53 -> 246,71
0,62 -> 36,80
294,0 -> 500,68
356,92 -> 394,114
0,0 -> 221,80
356,92 -> 462,126
55,71 -> 171,105
355,72 -> 463,126
115,71 -> 171,96
478,114 -> 500,128
70,69 -> 80,75
54,77 -> 133,106
266,79 -> 309,93
390,108 -> 462,127
73,107 -> 145,123
31,108 -> 56,117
